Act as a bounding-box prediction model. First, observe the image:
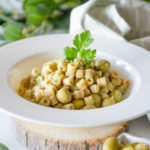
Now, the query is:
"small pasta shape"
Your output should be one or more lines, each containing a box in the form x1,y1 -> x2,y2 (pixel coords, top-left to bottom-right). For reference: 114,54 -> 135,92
85,69 -> 93,79
86,78 -> 94,86
121,78 -> 129,86
20,77 -> 30,88
51,79 -> 62,88
47,61 -> 57,72
39,97 -> 51,106
107,82 -> 115,92
100,87 -> 109,94
84,89 -> 91,96
44,85 -> 56,97
33,85 -> 45,100
57,59 -> 68,72
111,78 -> 121,87
49,95 -> 59,106
117,85 -> 128,94
36,76 -> 44,84
97,77 -> 107,87
90,84 -> 99,93
109,71 -> 119,79
63,103 -> 74,109
101,92 -> 109,99
73,89 -> 84,99
84,95 -> 94,105
46,72 -> 54,80
53,70 -> 64,80
76,69 -> 85,78
76,79 -> 87,89
31,68 -> 40,78
24,89 -> 33,98
63,77 -> 74,86
66,63 -> 77,77
95,71 -> 102,77
17,86 -> 26,96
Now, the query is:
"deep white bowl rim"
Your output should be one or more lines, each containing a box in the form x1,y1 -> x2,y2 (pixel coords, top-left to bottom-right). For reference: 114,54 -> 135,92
0,34 -> 150,127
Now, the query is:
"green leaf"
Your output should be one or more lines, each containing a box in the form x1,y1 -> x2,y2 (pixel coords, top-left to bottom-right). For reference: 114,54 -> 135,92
64,31 -> 96,65
0,14 -> 25,28
25,6 -> 46,24
80,49 -> 96,65
73,30 -> 93,50
23,0 -> 51,10
80,49 -> 96,59
3,24 -> 23,41
144,0 -> 150,2
64,47 -> 78,61
0,143 -> 9,150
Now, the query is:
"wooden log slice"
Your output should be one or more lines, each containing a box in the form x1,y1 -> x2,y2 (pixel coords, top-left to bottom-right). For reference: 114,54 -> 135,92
12,118 -> 128,150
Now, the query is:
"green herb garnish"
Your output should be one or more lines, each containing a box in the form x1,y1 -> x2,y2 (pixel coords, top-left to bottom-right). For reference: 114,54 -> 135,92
64,30 -> 96,65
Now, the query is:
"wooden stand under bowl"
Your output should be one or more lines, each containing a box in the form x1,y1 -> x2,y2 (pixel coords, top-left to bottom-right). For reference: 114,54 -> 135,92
12,118 -> 128,150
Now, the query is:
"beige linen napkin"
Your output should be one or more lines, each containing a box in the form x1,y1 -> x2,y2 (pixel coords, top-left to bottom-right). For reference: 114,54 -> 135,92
70,0 -> 150,50
70,0 -> 150,120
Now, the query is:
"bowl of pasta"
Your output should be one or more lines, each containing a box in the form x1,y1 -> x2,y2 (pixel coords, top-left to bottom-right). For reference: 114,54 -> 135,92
0,31 -> 150,127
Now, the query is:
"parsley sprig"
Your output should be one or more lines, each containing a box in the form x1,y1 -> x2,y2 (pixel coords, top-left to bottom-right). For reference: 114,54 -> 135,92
64,30 -> 96,65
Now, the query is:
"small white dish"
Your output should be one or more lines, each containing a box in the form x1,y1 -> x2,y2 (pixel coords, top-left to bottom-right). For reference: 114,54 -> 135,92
118,133 -> 150,146
0,34 -> 150,127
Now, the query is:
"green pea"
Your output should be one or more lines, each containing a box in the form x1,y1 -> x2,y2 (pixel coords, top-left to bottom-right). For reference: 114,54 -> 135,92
83,105 -> 96,109
110,90 -> 122,103
72,100 -> 85,109
91,94 -> 101,108
56,88 -> 72,104
102,97 -> 115,107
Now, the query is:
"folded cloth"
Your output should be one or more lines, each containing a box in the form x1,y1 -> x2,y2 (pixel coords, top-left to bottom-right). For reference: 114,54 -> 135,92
70,0 -> 150,50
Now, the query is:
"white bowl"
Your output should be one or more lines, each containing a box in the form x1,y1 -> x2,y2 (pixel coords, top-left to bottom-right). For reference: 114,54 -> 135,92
0,34 -> 150,127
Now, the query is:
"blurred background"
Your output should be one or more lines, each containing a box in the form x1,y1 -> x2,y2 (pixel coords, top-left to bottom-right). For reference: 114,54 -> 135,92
0,0 -> 88,46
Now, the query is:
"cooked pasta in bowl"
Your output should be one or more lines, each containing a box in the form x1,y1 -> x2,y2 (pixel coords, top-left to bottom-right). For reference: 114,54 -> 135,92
0,30 -> 149,127
17,58 -> 129,110
16,31 -> 130,110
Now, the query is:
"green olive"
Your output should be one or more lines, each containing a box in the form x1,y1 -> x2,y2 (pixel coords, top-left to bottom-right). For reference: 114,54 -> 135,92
95,60 -> 110,73
124,144 -> 135,148
135,143 -> 149,150
118,144 -> 123,150
72,100 -> 85,109
122,147 -> 135,150
56,88 -> 72,104
91,94 -> 101,108
83,105 -> 96,109
110,90 -> 122,103
103,137 -> 119,150
102,97 -> 115,107
54,103 -> 63,109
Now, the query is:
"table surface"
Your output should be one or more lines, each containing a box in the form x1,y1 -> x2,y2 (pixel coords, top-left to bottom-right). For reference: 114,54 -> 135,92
0,112 -> 150,150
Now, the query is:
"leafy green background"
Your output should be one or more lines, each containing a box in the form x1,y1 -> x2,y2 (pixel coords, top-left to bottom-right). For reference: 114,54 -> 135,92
0,143 -> 9,150
0,0 -> 88,46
